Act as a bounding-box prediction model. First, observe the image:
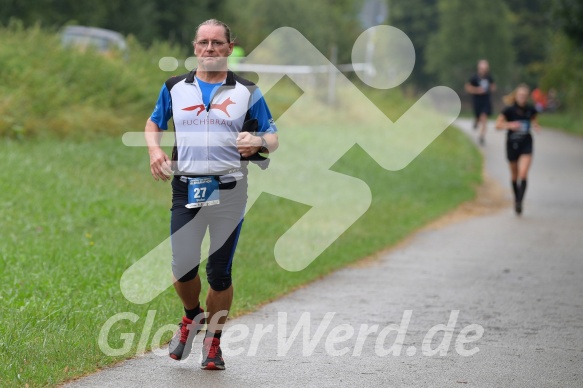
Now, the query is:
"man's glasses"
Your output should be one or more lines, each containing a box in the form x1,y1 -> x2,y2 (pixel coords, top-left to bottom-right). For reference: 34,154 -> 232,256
194,40 -> 228,48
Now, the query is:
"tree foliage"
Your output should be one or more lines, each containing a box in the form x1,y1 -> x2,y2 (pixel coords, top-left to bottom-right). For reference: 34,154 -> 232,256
424,0 -> 515,91
222,0 -> 363,62
0,0 -> 225,49
540,33 -> 583,108
1,0 -> 581,114
0,0 -> 363,60
551,0 -> 583,46
390,0 -> 439,90
504,0 -> 552,86
538,1 -> 583,112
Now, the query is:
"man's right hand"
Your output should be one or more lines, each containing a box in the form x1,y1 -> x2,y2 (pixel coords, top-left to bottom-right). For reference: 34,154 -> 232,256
149,147 -> 173,181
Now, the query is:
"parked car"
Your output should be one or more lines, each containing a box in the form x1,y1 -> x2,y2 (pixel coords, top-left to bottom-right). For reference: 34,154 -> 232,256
61,25 -> 128,57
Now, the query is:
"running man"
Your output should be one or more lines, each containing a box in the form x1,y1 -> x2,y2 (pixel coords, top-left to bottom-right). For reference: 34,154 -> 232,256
465,59 -> 496,145
145,19 -> 278,369
495,84 -> 540,215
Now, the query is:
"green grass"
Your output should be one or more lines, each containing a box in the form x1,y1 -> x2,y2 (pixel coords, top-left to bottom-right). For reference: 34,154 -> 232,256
0,124 -> 480,387
538,111 -> 583,136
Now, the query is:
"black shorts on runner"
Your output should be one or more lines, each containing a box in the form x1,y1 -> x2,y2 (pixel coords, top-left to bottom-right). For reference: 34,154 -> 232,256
170,175 -> 248,291
473,99 -> 492,118
506,134 -> 533,162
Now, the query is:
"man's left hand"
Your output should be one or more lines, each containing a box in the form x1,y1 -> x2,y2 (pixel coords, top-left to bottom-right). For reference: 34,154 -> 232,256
237,132 -> 262,157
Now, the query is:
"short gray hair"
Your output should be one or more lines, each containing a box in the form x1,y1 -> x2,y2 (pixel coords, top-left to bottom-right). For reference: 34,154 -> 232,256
194,19 -> 233,43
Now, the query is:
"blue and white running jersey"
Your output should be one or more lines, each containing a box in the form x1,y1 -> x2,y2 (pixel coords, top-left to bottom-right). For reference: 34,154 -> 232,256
150,70 -> 277,179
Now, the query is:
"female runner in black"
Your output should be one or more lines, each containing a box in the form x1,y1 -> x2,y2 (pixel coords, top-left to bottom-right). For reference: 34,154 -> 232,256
495,84 -> 541,215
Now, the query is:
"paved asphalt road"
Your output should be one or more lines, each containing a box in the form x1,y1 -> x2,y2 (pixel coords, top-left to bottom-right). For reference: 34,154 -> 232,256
64,120 -> 583,387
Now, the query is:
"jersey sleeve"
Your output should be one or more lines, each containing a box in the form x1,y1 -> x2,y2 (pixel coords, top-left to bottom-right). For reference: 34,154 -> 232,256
149,84 -> 172,130
248,88 -> 277,134
501,106 -> 513,121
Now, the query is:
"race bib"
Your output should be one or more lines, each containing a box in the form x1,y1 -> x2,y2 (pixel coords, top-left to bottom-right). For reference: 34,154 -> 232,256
519,120 -> 531,133
186,177 -> 220,208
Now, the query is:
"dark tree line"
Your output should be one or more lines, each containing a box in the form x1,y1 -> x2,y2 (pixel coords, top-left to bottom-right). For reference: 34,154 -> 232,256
2,0 -> 582,110
0,0 -> 224,47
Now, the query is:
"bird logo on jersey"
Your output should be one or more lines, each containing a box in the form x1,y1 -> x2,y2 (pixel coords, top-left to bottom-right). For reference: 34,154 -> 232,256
182,97 -> 236,117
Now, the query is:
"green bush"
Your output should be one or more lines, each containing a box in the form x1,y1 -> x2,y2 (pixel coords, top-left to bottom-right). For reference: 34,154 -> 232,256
0,24 -> 182,139
540,32 -> 583,113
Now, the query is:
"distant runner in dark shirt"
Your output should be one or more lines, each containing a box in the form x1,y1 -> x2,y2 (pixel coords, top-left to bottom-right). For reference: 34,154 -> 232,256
465,59 -> 496,146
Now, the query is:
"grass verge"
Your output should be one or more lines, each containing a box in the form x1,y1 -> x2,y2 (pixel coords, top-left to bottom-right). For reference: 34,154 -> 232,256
538,112 -> 583,136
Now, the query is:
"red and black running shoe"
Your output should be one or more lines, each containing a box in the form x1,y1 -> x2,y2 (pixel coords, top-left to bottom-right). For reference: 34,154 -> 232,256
169,309 -> 205,361
201,337 -> 225,370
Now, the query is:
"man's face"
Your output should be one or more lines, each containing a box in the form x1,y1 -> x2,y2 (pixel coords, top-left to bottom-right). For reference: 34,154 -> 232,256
478,61 -> 489,76
194,25 -> 234,71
